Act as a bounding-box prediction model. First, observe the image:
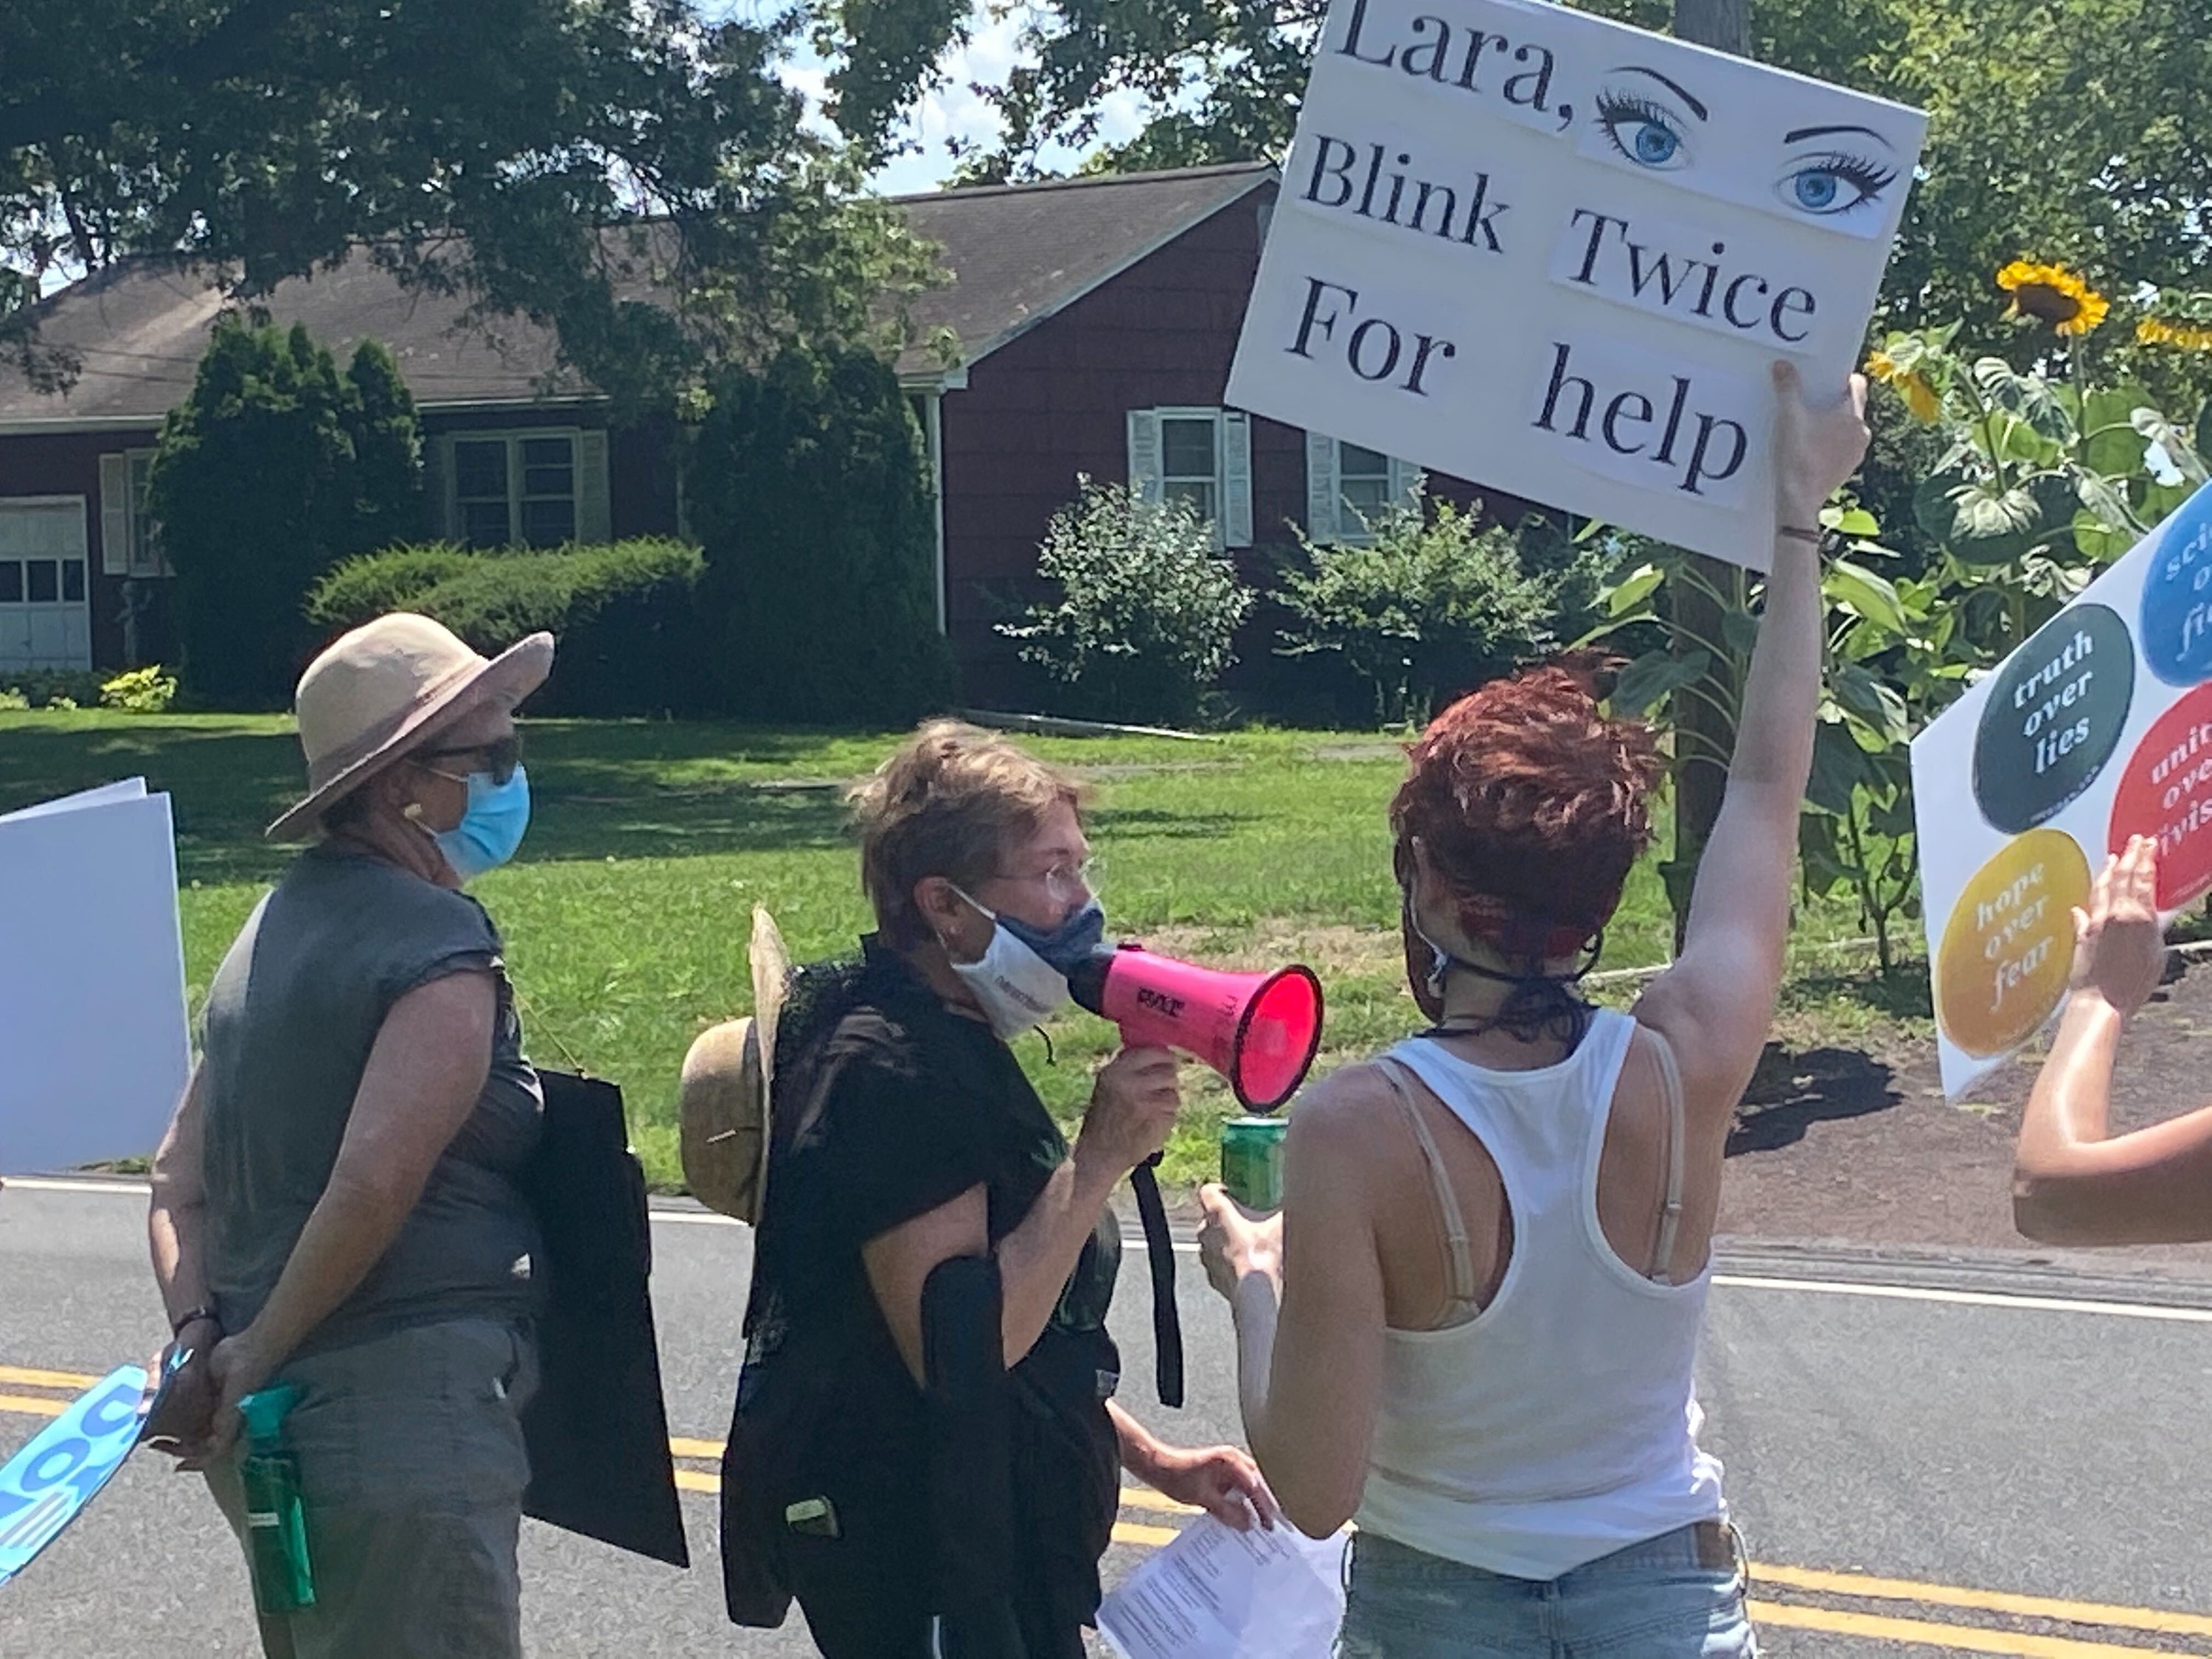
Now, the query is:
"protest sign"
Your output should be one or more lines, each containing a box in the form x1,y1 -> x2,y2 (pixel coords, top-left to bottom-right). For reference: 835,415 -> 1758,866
0,782 -> 190,1172
1911,479 -> 2212,1096
1225,0 -> 1926,567
0,1364 -> 152,1590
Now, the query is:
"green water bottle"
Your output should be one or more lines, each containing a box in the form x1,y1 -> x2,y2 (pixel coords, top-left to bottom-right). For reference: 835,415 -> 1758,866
238,1385 -> 316,1614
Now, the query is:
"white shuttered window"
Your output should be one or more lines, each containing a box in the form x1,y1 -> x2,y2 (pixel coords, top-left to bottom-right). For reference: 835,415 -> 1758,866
1125,407 -> 1253,549
1304,434 -> 1424,543
431,428 -> 611,546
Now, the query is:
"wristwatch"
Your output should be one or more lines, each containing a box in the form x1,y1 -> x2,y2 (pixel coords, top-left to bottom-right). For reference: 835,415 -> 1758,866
170,1304 -> 220,1338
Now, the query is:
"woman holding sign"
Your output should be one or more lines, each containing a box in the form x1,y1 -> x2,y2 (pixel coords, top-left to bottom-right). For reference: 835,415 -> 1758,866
2011,836 -> 2212,1245
145,613 -> 554,1659
1198,363 -> 1869,1655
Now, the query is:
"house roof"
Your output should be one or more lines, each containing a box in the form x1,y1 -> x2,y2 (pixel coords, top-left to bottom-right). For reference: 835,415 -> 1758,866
0,161 -> 1276,431
890,161 -> 1273,376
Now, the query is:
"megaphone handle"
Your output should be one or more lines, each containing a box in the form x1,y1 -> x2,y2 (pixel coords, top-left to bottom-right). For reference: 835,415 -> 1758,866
1129,1155 -> 1184,1409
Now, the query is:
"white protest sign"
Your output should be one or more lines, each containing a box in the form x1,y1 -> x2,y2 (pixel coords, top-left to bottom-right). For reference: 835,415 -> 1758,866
1226,0 -> 1927,566
0,784 -> 191,1172
1912,480 -> 2212,1096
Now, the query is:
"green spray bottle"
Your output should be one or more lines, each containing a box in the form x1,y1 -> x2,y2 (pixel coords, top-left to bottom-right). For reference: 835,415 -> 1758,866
237,1385 -> 316,1614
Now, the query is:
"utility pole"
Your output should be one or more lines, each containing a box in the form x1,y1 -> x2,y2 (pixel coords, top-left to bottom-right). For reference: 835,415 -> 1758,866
1663,0 -> 1753,947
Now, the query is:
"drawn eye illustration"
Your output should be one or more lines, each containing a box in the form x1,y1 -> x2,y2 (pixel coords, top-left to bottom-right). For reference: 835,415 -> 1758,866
1595,90 -> 1691,171
1777,153 -> 1896,217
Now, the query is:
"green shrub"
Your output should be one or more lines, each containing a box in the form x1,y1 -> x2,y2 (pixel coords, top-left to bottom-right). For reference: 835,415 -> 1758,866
1273,502 -> 1579,726
1000,478 -> 1256,727
149,319 -> 423,709
689,346 -> 956,724
0,669 -> 106,709
99,665 -> 180,712
307,539 -> 709,716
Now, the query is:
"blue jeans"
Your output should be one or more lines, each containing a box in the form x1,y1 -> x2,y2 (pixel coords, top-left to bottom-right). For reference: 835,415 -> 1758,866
1338,1525 -> 1758,1658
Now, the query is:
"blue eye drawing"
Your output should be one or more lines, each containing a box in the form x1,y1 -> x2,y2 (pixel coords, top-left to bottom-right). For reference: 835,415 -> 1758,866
1595,91 -> 1691,171
1775,153 -> 1897,218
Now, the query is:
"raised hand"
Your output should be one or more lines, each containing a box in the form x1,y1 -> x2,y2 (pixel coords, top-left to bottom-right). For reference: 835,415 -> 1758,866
2070,835 -> 2168,1021
1770,359 -> 1871,526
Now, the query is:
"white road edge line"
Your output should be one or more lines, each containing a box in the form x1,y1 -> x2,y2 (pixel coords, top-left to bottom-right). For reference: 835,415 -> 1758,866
15,1180 -> 2212,1322
1708,1272 -> 2212,1323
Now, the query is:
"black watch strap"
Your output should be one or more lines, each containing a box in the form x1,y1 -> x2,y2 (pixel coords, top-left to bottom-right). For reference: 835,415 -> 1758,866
170,1304 -> 220,1337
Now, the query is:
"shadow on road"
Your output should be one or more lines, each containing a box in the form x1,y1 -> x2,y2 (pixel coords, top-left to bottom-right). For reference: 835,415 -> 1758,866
1727,1044 -> 1901,1157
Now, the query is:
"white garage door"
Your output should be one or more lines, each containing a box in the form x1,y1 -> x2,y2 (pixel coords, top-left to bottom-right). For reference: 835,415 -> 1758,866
0,498 -> 91,674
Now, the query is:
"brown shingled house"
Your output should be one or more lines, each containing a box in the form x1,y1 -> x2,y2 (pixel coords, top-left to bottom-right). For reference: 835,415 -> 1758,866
0,162 -> 1460,696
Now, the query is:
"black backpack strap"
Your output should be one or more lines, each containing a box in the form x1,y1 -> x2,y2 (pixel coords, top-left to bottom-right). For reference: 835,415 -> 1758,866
1129,1155 -> 1183,1408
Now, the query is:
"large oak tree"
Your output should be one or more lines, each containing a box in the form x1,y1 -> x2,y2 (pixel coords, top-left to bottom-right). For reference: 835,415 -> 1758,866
0,0 -> 931,410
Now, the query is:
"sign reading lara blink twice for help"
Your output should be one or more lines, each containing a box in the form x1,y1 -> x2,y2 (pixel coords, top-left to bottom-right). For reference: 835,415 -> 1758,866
1226,0 -> 1927,567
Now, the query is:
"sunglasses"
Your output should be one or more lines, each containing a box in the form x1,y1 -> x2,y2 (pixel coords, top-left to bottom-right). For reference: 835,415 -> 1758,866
415,733 -> 524,787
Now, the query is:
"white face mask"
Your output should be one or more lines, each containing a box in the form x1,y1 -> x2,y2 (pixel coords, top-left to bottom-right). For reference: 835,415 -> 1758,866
946,888 -> 1074,1038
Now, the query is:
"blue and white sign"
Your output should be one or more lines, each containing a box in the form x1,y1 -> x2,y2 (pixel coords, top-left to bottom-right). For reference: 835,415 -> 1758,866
0,1363 -> 150,1589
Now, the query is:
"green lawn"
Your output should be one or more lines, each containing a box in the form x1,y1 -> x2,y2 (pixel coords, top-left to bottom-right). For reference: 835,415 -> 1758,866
0,711 -> 1890,1187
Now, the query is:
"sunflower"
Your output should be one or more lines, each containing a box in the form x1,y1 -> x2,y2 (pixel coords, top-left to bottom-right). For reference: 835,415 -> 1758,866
1996,260 -> 2109,335
1863,347 -> 1941,422
2140,316 -> 2212,352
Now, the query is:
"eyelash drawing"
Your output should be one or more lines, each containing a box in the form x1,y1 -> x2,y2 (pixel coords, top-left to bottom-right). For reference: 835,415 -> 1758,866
1593,89 -> 1691,170
1778,150 -> 1897,216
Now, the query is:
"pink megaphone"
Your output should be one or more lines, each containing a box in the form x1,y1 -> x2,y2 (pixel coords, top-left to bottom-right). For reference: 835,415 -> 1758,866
1068,946 -> 1324,1111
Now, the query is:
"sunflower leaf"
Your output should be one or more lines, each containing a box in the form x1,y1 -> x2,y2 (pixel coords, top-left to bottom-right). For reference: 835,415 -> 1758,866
2082,387 -> 2154,476
1604,562 -> 1666,618
1823,559 -> 1908,634
1973,357 -> 2075,441
2132,407 -> 2211,486
1610,648 -> 1710,719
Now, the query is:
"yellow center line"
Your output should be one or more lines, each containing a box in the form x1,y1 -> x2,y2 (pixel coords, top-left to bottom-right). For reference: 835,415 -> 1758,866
6,1385 -> 2208,1653
0,1365 -> 100,1391
1756,1563 -> 2212,1641
1750,1599 -> 2185,1657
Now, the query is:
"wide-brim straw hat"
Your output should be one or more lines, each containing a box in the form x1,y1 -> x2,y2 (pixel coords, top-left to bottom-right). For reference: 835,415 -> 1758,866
266,613 -> 554,843
677,905 -> 789,1223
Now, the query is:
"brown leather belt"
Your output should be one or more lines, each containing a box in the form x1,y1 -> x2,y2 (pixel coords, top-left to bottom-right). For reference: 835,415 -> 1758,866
1691,1519 -> 1743,1575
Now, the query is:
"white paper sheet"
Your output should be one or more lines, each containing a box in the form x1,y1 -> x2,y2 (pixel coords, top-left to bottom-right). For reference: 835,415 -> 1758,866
0,787 -> 191,1173
1097,1517 -> 1351,1659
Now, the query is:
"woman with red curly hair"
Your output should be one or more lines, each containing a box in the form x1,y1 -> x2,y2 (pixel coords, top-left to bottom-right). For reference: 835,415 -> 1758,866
1198,363 -> 1871,1656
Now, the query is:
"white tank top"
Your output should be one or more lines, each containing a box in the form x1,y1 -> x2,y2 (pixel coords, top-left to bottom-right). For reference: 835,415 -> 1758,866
1353,1009 -> 1725,1581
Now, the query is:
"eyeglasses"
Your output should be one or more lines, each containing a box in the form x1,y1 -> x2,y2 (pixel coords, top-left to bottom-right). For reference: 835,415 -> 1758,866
416,734 -> 524,787
996,856 -> 1099,902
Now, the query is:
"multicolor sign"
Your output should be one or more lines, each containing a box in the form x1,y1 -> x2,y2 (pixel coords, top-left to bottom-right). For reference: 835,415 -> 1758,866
0,1363 -> 152,1589
1911,478 -> 2212,1094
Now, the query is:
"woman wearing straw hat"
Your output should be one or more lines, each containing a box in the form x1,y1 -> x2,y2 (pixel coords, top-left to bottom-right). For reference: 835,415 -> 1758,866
145,612 -> 554,1659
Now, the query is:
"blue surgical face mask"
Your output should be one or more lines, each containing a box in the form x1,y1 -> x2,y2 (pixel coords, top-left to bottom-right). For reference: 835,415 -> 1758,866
946,889 -> 1107,1038
434,764 -> 532,882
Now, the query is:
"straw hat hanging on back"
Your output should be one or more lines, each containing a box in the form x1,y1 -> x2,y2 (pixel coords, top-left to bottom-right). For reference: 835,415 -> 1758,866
678,906 -> 789,1223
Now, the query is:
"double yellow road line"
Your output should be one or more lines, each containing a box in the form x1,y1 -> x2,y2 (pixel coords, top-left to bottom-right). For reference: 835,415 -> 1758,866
4,1369 -> 2202,1655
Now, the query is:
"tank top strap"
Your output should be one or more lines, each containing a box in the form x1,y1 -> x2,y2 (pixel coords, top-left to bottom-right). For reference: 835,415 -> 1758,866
1374,1057 -> 1481,1312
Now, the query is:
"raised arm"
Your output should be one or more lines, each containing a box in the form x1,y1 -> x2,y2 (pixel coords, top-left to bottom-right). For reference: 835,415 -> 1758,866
1636,362 -> 1870,1101
2014,836 -> 2212,1243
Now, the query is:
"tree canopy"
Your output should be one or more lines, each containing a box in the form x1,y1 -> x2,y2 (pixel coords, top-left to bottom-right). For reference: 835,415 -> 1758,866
825,0 -> 2211,347
0,0 -> 935,410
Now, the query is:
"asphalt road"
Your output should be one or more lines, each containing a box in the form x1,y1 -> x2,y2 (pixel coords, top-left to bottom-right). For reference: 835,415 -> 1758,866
7,1179 -> 2212,1658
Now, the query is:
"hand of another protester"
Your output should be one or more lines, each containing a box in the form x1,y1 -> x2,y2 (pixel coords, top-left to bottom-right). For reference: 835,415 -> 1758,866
178,1329 -> 279,1471
2070,835 -> 2168,1020
1770,359 -> 1871,526
1196,1183 -> 1283,1301
1144,1442 -> 1281,1532
1074,1046 -> 1181,1177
